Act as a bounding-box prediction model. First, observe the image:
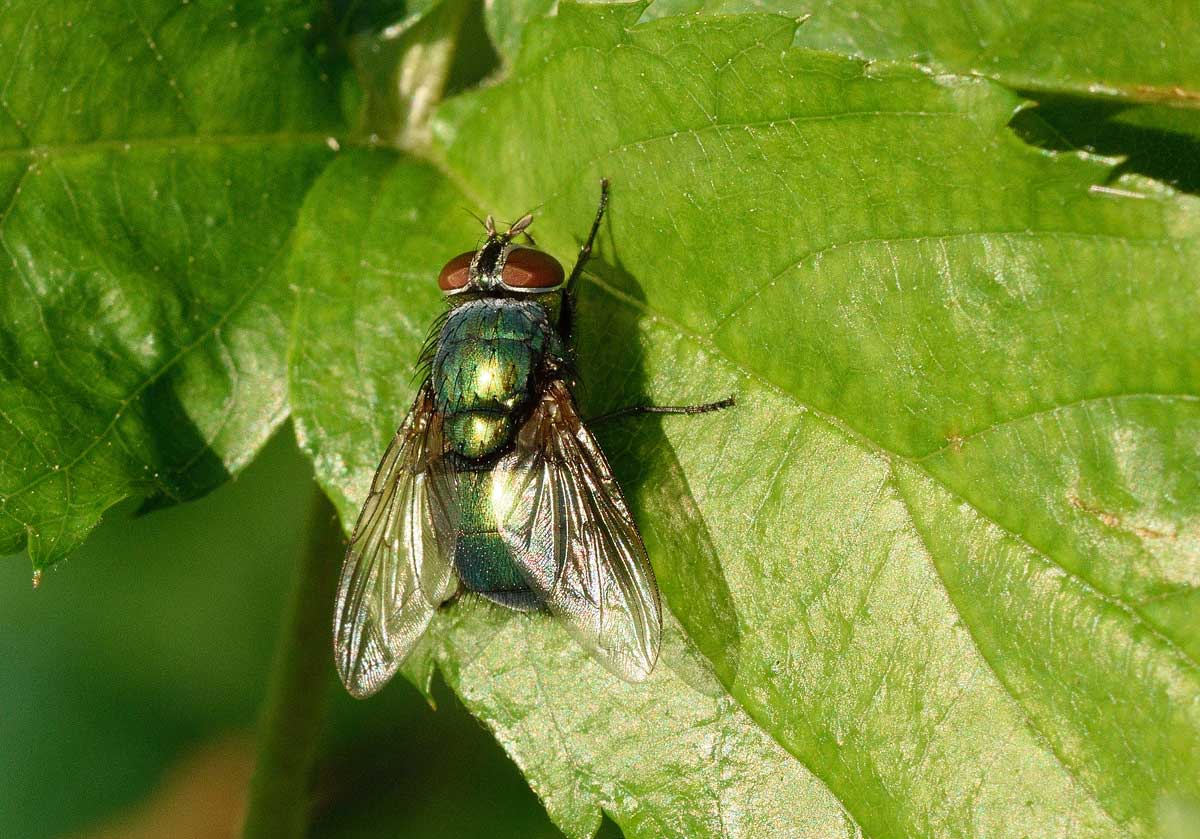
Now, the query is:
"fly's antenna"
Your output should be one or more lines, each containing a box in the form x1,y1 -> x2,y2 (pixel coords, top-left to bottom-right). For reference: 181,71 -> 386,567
484,214 -> 497,237
507,213 -> 534,238
509,205 -> 544,245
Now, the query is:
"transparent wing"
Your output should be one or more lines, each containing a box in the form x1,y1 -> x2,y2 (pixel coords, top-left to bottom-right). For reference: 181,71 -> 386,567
333,382 -> 456,698
496,380 -> 662,682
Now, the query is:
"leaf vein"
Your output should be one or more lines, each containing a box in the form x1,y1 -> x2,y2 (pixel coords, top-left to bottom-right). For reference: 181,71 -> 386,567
712,229 -> 1175,332
890,469 -> 1134,836
914,392 -> 1200,461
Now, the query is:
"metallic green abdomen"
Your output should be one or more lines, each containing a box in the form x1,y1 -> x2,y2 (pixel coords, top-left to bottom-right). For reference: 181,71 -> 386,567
449,466 -> 535,608
432,298 -> 551,460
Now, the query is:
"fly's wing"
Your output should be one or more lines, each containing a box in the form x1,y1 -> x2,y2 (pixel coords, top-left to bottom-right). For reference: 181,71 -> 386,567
496,379 -> 662,681
333,382 -> 456,698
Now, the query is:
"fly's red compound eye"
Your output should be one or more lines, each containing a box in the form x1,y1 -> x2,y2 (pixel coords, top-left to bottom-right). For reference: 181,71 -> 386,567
437,251 -> 475,292
502,247 -> 565,289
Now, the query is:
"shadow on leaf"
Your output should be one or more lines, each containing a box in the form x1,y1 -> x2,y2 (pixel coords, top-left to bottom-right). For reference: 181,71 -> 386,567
1011,93 -> 1200,195
573,249 -> 742,689
134,376 -> 232,515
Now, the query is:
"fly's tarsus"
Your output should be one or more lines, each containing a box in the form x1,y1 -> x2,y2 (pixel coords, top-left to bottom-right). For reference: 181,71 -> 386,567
588,395 -> 735,426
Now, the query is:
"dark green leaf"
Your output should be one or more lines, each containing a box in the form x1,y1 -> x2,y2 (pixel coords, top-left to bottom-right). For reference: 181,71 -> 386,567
0,0 -> 346,569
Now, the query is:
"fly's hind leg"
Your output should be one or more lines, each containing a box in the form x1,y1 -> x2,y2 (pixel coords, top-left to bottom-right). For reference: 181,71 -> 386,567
439,582 -> 466,611
588,396 -> 735,428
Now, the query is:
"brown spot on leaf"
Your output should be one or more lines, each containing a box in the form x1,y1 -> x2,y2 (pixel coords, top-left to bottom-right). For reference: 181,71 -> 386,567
1129,84 -> 1200,106
1067,494 -> 1175,540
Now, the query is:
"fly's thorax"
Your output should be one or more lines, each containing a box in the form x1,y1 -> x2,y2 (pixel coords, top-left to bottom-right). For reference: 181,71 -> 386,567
432,297 -> 563,460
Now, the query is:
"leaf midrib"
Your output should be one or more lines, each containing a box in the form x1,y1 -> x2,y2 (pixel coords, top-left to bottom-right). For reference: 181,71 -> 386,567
440,121 -> 1199,654
0,131 -> 343,161
589,268 -> 1200,669
891,470 -> 1132,836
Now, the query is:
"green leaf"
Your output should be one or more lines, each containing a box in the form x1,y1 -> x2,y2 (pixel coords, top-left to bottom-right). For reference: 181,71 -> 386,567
483,0 -> 555,65
0,0 -> 346,569
289,148 -> 862,836
648,0 -> 1200,107
484,1 -> 1200,120
289,5 -> 1200,837
782,0 -> 1200,105
479,0 -> 1200,218
437,603 -> 864,839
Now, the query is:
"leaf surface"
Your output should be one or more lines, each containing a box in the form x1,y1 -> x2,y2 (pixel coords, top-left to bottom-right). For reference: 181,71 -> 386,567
6,1 -> 1200,836
660,0 -> 1200,105
288,148 -> 866,837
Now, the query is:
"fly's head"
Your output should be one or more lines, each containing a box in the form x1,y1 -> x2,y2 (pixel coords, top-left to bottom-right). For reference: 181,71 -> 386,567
437,213 -> 565,298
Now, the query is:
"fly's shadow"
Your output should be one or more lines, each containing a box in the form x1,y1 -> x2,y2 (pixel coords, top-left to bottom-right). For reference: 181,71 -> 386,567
571,244 -> 742,691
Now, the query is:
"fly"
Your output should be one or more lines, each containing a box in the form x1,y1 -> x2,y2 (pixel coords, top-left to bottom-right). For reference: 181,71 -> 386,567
333,181 -> 733,696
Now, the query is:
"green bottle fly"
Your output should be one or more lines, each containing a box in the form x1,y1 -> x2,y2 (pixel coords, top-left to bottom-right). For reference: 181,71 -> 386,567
333,182 -> 732,696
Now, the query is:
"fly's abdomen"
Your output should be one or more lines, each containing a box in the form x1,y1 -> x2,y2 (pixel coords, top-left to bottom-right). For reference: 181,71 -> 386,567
433,299 -> 551,460
450,467 -> 537,610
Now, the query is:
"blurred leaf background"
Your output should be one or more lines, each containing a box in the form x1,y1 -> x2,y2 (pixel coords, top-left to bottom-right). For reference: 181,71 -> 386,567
0,428 -> 571,838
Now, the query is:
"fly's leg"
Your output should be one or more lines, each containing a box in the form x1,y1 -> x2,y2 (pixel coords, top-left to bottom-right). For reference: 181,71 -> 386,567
567,178 -> 610,288
439,583 -> 466,610
559,178 -> 610,343
588,396 -> 735,428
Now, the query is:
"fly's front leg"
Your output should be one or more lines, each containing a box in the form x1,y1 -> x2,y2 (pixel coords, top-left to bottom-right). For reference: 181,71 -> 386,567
559,178 -> 610,343
588,396 -> 735,428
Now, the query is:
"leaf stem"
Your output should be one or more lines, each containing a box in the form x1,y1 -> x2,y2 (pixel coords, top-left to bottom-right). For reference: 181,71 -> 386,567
242,487 -> 342,839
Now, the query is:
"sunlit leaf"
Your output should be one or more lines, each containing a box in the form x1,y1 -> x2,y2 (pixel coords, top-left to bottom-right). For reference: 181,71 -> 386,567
485,0 -> 1200,109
